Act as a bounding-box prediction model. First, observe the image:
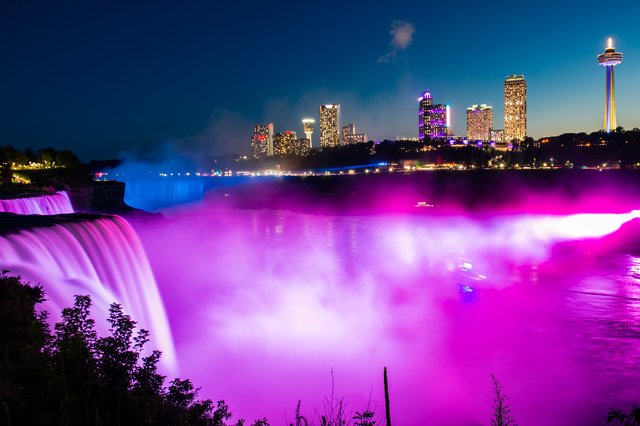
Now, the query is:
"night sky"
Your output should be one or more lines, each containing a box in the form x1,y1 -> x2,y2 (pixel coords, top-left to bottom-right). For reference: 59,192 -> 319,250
1,0 -> 639,160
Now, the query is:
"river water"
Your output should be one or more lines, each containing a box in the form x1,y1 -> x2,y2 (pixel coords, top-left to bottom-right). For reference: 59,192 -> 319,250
134,203 -> 640,425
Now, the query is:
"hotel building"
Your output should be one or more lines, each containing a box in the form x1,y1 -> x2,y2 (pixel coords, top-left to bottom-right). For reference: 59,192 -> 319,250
320,104 -> 340,148
418,91 -> 450,142
251,123 -> 274,158
342,123 -> 367,144
466,104 -> 493,141
504,75 -> 527,142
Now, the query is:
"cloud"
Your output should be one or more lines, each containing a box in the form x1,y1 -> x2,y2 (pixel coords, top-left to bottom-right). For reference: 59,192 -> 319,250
390,20 -> 415,50
378,20 -> 415,63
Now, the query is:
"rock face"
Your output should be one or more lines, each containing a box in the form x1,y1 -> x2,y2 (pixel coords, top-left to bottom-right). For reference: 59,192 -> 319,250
90,181 -> 128,212
20,168 -> 94,210
2,167 -> 132,213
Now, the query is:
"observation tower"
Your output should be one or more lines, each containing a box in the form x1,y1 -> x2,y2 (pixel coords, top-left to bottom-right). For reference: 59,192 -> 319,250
302,118 -> 315,148
597,37 -> 623,133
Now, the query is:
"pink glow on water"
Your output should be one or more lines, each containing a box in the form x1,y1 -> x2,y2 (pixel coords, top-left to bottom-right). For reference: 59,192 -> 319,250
0,191 -> 74,215
0,215 -> 177,372
2,184 -> 640,424
132,200 -> 640,425
526,210 -> 640,240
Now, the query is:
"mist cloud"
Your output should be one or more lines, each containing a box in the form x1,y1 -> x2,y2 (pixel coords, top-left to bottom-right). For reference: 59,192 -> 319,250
378,20 -> 416,63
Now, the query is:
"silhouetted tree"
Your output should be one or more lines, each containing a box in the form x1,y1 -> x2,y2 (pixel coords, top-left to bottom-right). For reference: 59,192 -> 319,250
353,410 -> 376,426
608,406 -> 640,425
0,272 -> 257,425
0,271 -> 52,424
54,150 -> 81,167
315,371 -> 348,426
490,373 -> 517,426
37,147 -> 56,165
290,400 -> 310,426
51,294 -> 98,424
0,164 -> 12,186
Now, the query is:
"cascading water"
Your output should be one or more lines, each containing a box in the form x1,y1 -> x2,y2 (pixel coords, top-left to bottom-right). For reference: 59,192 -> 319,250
124,179 -> 205,211
0,191 -> 74,215
0,214 -> 176,372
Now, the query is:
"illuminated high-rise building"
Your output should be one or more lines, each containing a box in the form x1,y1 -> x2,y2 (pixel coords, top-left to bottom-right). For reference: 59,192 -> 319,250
273,131 -> 297,156
302,118 -> 315,148
418,90 -> 450,142
251,123 -> 274,158
504,75 -> 527,142
598,37 -> 623,133
273,131 -> 310,156
342,123 -> 367,144
466,104 -> 493,141
319,104 -> 340,148
296,138 -> 311,156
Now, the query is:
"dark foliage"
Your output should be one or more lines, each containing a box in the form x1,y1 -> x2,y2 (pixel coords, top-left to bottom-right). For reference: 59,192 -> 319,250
352,410 -> 375,426
289,400 -> 309,426
0,164 -> 12,187
608,406 -> 640,425
0,272 -> 258,426
0,146 -> 80,168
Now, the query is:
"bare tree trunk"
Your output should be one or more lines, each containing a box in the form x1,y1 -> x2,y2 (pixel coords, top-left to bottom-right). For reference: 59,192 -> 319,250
384,367 -> 392,426
1,401 -> 11,426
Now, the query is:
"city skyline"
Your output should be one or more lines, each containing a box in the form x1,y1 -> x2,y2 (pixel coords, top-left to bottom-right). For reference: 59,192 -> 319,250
1,1 -> 639,160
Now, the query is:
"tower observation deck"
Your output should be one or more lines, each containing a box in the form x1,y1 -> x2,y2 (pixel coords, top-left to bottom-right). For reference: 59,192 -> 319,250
597,37 -> 623,133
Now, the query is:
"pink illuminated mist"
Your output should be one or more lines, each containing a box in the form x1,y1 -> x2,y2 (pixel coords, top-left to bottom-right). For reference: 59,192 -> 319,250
1,189 -> 640,425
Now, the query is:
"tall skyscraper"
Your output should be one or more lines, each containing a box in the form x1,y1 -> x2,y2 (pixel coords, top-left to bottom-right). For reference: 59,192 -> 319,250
251,123 -> 274,158
504,75 -> 527,142
342,123 -> 367,144
302,118 -> 315,148
418,91 -> 450,142
598,37 -> 623,133
466,104 -> 493,141
320,104 -> 340,148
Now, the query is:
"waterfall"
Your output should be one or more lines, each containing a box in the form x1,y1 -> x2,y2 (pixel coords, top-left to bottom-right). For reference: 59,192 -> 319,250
0,214 -> 177,372
0,191 -> 74,215
124,179 -> 205,211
